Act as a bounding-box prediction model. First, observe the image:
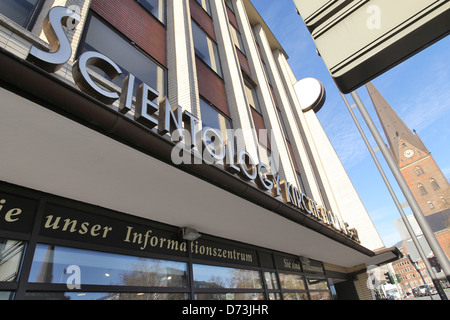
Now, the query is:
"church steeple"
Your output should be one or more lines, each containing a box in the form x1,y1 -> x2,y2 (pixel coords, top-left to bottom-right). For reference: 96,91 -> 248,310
365,82 -> 429,164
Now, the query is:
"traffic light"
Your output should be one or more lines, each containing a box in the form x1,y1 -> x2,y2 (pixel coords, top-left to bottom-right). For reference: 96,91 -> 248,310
384,272 -> 394,284
396,274 -> 402,283
428,257 -> 442,273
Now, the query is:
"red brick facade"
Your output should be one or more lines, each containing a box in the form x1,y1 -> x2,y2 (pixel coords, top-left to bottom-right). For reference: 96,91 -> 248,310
90,0 -> 167,67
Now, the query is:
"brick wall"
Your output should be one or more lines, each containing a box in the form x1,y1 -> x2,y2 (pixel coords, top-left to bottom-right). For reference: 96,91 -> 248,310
196,56 -> 229,116
90,0 -> 166,67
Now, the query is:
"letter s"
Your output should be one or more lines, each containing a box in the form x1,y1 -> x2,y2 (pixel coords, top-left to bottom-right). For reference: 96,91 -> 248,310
27,6 -> 81,72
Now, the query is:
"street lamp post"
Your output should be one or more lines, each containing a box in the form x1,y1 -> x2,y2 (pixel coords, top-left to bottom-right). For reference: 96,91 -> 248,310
348,89 -> 449,300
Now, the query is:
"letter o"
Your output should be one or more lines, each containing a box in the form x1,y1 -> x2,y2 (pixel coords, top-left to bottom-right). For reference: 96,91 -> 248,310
238,150 -> 257,180
202,127 -> 226,162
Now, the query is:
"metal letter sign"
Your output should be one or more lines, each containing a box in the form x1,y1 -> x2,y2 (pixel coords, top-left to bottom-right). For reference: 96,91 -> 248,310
293,0 -> 450,93
27,6 -> 81,72
26,6 -> 361,244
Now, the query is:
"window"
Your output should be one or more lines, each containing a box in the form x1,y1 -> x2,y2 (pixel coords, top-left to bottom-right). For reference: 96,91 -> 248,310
428,201 -> 434,209
137,0 -> 166,24
192,21 -> 223,77
81,14 -> 166,105
415,167 -> 424,176
25,292 -> 188,300
0,0 -> 43,29
29,244 -> 188,288
418,184 -> 427,195
225,0 -> 235,12
195,0 -> 212,15
0,239 -> 26,282
230,24 -> 245,54
277,109 -> 290,141
430,179 -> 440,191
200,97 -> 232,158
244,81 -> 261,113
193,264 -> 262,289
441,197 -> 446,204
200,97 -> 232,138
279,273 -> 306,290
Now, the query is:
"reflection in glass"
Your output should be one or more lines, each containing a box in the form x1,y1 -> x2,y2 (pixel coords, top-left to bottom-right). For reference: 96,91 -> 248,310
0,239 -> 25,282
306,278 -> 329,291
25,292 -> 188,300
268,293 -> 281,300
192,21 -> 223,77
264,272 -> 279,290
137,0 -> 165,24
195,0 -> 212,15
309,291 -> 331,300
196,293 -> 264,300
29,244 -> 188,287
193,264 -> 262,289
82,15 -> 166,104
279,273 -> 305,290
283,292 -> 308,300
0,0 -> 39,28
0,292 -> 14,300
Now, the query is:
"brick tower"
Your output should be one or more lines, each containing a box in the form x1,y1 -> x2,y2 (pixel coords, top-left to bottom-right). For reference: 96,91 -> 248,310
366,82 -> 450,259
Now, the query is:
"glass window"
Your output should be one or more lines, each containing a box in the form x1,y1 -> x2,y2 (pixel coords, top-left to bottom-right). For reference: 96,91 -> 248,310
196,293 -> 264,300
306,278 -> 329,291
225,0 -> 234,12
200,98 -> 232,144
0,239 -> 26,282
430,179 -> 440,191
193,264 -> 262,289
0,292 -> 14,300
81,15 -> 166,105
137,0 -> 165,24
415,167 -> 424,176
418,184 -> 427,195
245,81 -> 261,113
283,292 -> 308,300
195,0 -> 212,15
230,25 -> 245,54
279,273 -> 306,290
0,0 -> 41,29
264,272 -> 279,290
268,292 -> 281,300
310,291 -> 331,300
192,21 -> 223,77
25,292 -> 188,300
28,244 -> 188,287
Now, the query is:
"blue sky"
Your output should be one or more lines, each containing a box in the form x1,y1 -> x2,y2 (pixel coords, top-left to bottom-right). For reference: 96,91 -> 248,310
252,1 -> 450,247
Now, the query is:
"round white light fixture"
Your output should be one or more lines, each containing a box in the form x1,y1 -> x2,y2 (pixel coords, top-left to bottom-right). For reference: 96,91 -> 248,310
293,77 -> 326,113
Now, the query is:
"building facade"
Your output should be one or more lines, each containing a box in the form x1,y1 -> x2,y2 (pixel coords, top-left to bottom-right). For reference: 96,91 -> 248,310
0,0 -> 399,300
367,83 -> 450,260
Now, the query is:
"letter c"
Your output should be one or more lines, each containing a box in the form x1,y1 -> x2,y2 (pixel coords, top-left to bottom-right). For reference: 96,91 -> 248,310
27,6 -> 81,72
72,51 -> 122,104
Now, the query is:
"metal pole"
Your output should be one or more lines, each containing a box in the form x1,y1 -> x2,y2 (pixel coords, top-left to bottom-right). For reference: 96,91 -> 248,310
407,255 -> 434,300
340,92 -> 443,299
350,90 -> 450,295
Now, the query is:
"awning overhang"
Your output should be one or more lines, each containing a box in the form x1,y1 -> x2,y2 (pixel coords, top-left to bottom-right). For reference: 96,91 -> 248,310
0,49 -> 401,268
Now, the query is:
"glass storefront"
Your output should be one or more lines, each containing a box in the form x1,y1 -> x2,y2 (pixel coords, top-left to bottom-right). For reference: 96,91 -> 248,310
0,185 -> 333,300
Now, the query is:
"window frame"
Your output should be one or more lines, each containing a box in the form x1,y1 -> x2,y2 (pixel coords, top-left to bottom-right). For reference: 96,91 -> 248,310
0,0 -> 45,30
192,20 -> 223,78
76,11 -> 168,107
0,183 -> 334,301
135,0 -> 167,25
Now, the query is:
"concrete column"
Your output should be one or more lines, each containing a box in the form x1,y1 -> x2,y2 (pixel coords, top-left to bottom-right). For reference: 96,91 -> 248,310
209,0 -> 259,160
233,0 -> 296,183
167,0 -> 199,115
